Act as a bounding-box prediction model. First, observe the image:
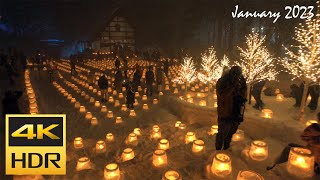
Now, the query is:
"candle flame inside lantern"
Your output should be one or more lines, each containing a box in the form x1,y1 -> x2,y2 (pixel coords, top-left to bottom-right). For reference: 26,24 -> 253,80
104,163 -> 120,180
287,147 -> 315,178
73,137 -> 84,149
95,140 -> 106,153
211,153 -> 232,177
192,140 -> 205,153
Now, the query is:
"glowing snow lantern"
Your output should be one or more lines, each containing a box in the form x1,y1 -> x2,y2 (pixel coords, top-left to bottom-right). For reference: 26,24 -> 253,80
114,100 -> 120,107
106,133 -> 114,142
108,87 -> 112,93
142,104 -> 149,110
185,132 -> 196,144
122,148 -> 135,162
249,140 -> 268,161
93,89 -> 97,93
205,87 -> 209,92
121,104 -> 127,111
108,96 -> 114,103
287,147 -> 314,178
81,91 -> 86,96
71,98 -> 76,103
276,94 -> 285,102
91,117 -> 98,126
67,94 -> 72,100
152,149 -> 168,167
115,117 -> 123,124
97,91 -> 102,96
76,157 -> 91,171
104,163 -> 120,180
30,106 -> 38,114
134,99 -> 139,106
126,133 -> 138,145
94,101 -> 101,107
179,123 -> 186,130
73,137 -> 84,149
129,110 -> 136,117
173,88 -> 179,94
133,128 -> 141,136
213,102 -> 218,108
142,95 -> 148,101
107,111 -> 113,118
96,140 -> 106,153
89,86 -> 93,90
75,102 -> 81,108
122,87 -> 126,92
113,90 -> 117,95
237,170 -> 264,180
305,120 -> 318,127
211,153 -> 232,177
158,139 -> 170,150
209,125 -> 218,135
175,121 -> 181,128
261,109 -> 273,119
101,105 -> 107,112
153,98 -> 159,104
85,112 -> 93,120
181,85 -> 186,90
232,129 -> 245,142
197,92 -> 202,97
192,140 -> 205,154
165,85 -> 170,91
151,126 -> 162,139
307,95 -> 311,101
275,88 -> 280,94
186,94 -> 191,99
118,93 -> 124,99
187,98 -> 193,103
135,92 -> 140,97
199,100 -> 206,106
138,86 -> 142,92
162,170 -> 181,180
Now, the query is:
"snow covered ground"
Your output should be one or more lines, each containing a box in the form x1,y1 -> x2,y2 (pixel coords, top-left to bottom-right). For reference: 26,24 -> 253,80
14,61 -> 320,180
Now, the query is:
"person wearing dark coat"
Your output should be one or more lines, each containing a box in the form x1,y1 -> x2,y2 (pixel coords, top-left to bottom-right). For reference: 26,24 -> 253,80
115,58 -> 120,70
252,80 -> 266,110
133,69 -> 142,92
123,58 -> 128,79
163,59 -> 169,77
114,70 -> 123,92
308,84 -> 320,110
215,66 -> 247,150
126,83 -> 135,109
145,66 -> 155,96
98,74 -> 109,102
156,67 -> 163,92
70,55 -> 76,75
290,84 -> 303,107
2,91 -> 23,127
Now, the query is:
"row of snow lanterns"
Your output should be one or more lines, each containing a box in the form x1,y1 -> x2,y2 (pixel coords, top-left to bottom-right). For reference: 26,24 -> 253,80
25,69 -> 39,114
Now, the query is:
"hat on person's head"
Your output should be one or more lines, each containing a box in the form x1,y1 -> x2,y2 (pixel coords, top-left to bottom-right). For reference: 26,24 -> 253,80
229,66 -> 242,76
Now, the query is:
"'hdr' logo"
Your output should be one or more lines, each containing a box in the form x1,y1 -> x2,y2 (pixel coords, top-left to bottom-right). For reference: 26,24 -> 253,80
6,114 -> 66,175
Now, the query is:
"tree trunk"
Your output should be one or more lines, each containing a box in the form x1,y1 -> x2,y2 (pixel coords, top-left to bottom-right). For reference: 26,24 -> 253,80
247,83 -> 251,104
299,81 -> 309,122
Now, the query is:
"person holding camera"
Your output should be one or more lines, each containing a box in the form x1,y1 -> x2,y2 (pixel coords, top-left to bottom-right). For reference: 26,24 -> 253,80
215,66 -> 247,150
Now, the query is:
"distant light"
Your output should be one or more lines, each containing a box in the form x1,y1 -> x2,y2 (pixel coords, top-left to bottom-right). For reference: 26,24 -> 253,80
40,39 -> 64,43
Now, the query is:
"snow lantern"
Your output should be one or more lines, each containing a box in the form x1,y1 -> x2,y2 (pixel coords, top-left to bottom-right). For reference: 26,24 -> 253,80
133,128 -> 141,136
261,109 -> 273,119
158,139 -> 170,150
237,170 -> 264,180
192,140 -> 205,154
187,98 -> 194,103
305,120 -> 318,127
108,87 -> 112,93
89,86 -> 93,90
95,140 -> 106,153
89,97 -> 95,103
143,104 -> 149,110
179,123 -> 187,130
135,92 -> 140,97
199,100 -> 207,106
249,140 -> 268,161
181,85 -> 186,90
122,148 -> 135,162
307,95 -> 311,101
275,88 -> 280,94
107,111 -> 113,118
30,106 -> 38,114
76,157 -> 91,171
106,133 -> 114,142
159,91 -> 164,96
93,89 -> 97,93
122,86 -> 126,92
186,93 -> 191,99
91,117 -> 98,126
84,95 -> 90,100
211,153 -> 232,177
97,91 -> 102,96
67,94 -> 72,100
276,94 -> 285,102
174,88 -> 179,94
75,102 -> 81,108
197,92 -> 202,98
185,132 -> 197,144
191,87 -> 196,91
85,112 -> 93,120
287,147 -> 314,178
232,129 -> 245,142
213,102 -> 218,108
104,163 -> 120,180
108,96 -> 114,103
101,105 -> 107,112
175,121 -> 182,128
153,98 -> 159,104
142,95 -> 148,101
152,149 -> 168,167
94,101 -> 101,107
113,90 -> 117,95
81,91 -> 86,97
126,133 -> 138,145
73,137 -> 84,149
129,110 -> 136,117
114,100 -> 120,107
121,104 -> 127,111
118,93 -> 124,99
151,130 -> 162,139
134,99 -> 139,106
208,125 -> 218,135
138,86 -> 142,92
115,117 -> 123,124
165,85 -> 170,91
71,98 -> 76,103
162,170 -> 181,180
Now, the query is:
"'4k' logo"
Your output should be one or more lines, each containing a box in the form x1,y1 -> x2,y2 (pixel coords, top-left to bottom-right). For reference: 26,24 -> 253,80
11,124 -> 60,139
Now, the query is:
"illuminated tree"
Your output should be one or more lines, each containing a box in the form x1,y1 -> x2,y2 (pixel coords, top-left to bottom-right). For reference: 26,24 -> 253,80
235,32 -> 278,103
279,1 -> 320,121
173,56 -> 197,90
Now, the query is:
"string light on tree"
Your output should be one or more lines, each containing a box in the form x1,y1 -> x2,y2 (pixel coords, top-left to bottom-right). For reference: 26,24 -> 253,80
279,1 -> 320,121
173,56 -> 197,90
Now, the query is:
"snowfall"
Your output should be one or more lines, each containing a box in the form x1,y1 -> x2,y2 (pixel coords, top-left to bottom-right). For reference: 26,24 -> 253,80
6,59 -> 320,180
